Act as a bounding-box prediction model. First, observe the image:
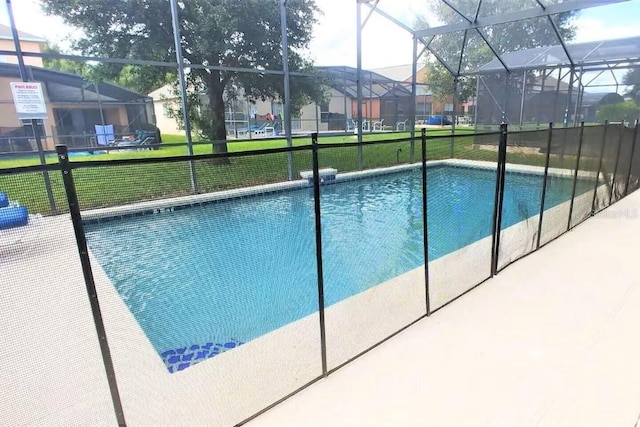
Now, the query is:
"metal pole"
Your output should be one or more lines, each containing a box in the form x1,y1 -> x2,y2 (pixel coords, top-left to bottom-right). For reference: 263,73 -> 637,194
410,36 -> 418,163
474,75 -> 479,131
564,67 -> 575,128
56,145 -> 127,426
518,70 -> 526,129
609,122 -> 625,205
451,78 -> 458,157
572,67 -> 584,127
536,123 -> 554,249
169,0 -> 198,194
623,121 -> 639,197
421,128 -> 430,315
591,121 -> 609,215
491,123 -> 508,276
311,133 -> 328,376
567,122 -> 585,230
280,0 -> 294,180
343,70 -> 348,134
356,1 -> 363,169
6,0 -> 57,214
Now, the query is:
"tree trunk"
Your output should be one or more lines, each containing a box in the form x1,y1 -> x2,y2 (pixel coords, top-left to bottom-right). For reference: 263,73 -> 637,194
208,71 -> 230,164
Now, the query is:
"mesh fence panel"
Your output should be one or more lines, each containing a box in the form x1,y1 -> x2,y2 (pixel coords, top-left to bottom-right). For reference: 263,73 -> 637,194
0,169 -> 117,425
538,127 -> 580,246
427,133 -> 499,311
593,123 -> 628,213
569,126 -> 604,228
609,124 -> 635,205
497,129 -> 547,270
0,169 -> 64,216
320,143 -> 426,370
625,124 -> 640,195
74,150 -> 323,425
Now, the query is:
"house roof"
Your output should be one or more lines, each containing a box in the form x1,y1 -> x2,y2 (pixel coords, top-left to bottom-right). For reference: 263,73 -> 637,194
371,65 -> 413,82
148,84 -> 176,100
0,63 -> 150,103
0,24 -> 46,43
316,66 -> 413,98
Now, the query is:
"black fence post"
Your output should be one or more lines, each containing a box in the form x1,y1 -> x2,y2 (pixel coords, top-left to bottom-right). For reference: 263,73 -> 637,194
491,123 -> 508,276
536,123 -> 553,250
311,133 -> 328,376
608,121 -> 625,206
421,128 -> 430,316
591,121 -> 608,215
623,121 -> 639,197
55,145 -> 126,427
567,122 -> 585,231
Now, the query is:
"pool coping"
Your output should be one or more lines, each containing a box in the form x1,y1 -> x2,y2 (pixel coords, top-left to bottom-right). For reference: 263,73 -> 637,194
80,159 -> 599,222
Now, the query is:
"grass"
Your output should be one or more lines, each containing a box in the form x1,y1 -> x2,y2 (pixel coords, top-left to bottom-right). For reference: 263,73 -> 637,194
0,127 -> 593,216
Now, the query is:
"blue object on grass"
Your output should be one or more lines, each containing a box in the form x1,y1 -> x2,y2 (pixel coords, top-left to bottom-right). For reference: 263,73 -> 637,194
0,206 -> 29,230
0,192 -> 8,208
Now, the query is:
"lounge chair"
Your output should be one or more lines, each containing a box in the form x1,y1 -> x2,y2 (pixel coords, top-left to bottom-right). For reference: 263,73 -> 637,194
395,119 -> 408,131
111,129 -> 159,150
372,119 -> 385,131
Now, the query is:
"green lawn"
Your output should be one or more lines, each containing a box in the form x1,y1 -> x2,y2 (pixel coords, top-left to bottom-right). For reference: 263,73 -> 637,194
1,128 -> 589,216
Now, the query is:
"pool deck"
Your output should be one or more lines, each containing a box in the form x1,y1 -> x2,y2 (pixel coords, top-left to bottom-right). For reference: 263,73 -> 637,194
249,190 -> 640,426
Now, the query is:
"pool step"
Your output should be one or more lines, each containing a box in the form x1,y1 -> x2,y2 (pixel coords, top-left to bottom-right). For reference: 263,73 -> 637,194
300,168 -> 337,185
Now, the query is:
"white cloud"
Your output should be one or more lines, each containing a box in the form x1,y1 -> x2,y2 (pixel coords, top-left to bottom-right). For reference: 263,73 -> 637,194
573,16 -> 640,43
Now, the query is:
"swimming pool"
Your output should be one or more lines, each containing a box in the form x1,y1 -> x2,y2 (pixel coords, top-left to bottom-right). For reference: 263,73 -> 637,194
85,164 -> 592,372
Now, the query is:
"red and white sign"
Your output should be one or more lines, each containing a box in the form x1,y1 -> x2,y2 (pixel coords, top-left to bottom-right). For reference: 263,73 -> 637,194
10,82 -> 47,120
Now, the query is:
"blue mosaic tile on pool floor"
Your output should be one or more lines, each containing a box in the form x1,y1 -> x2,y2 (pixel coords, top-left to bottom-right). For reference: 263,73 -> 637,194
161,339 -> 244,373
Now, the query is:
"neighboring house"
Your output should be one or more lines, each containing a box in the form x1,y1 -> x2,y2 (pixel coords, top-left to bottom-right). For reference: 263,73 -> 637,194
0,63 -> 155,152
373,64 -> 457,121
0,24 -> 45,67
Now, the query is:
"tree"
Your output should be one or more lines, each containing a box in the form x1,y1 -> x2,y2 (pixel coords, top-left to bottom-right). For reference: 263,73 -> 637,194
417,1 -> 576,103
623,67 -> 640,102
40,0 -> 321,157
43,45 -> 173,95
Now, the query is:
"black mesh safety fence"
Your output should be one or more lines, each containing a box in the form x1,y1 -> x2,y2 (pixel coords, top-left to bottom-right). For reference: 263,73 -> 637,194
496,127 -> 549,270
624,123 -> 640,196
593,123 -> 632,214
536,127 -> 581,246
4,125 -> 640,426
73,145 -> 323,426
569,125 -> 606,228
318,138 -> 426,370
426,131 -> 500,311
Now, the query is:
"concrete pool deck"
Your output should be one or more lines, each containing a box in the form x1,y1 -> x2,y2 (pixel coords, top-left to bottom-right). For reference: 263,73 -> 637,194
248,190 -> 640,426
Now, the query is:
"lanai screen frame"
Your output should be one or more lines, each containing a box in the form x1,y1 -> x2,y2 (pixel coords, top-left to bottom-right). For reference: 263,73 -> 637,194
355,0 -> 635,135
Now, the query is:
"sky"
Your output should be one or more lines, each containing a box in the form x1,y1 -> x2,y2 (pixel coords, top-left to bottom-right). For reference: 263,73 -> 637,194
1,0 -> 639,84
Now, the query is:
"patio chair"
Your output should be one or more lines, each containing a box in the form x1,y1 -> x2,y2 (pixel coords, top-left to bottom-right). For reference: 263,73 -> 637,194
395,119 -> 408,131
94,124 -> 115,146
372,119 -> 385,131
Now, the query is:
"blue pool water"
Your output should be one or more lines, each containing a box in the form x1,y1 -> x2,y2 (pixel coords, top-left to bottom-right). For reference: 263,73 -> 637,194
85,165 -> 592,372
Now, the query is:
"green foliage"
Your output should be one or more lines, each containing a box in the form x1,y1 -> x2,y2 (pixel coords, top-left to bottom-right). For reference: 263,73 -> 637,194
418,0 -> 576,103
623,67 -> 640,101
596,100 -> 640,123
40,0 -> 321,154
43,45 -> 173,95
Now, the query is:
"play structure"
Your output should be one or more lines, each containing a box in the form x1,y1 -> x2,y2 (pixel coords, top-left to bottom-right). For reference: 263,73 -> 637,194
0,192 -> 29,230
